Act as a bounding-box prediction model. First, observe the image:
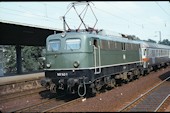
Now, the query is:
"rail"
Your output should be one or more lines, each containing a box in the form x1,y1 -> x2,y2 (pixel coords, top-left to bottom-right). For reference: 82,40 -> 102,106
154,94 -> 170,112
119,76 -> 170,112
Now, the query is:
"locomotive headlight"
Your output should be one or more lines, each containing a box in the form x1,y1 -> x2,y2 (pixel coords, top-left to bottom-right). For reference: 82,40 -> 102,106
46,63 -> 51,68
73,61 -> 80,68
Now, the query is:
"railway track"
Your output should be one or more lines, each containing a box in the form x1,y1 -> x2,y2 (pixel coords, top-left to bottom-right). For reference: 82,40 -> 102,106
42,97 -> 84,112
155,94 -> 170,112
0,87 -> 46,103
1,66 -> 169,112
119,76 -> 170,112
13,94 -> 80,112
15,69 -> 169,112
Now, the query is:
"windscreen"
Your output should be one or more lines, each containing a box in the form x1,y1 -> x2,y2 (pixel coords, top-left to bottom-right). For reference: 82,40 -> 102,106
65,39 -> 81,50
47,39 -> 60,51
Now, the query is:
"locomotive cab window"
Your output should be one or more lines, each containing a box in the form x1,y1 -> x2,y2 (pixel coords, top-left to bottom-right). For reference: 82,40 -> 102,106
65,39 -> 81,50
93,39 -> 98,48
48,39 -> 61,51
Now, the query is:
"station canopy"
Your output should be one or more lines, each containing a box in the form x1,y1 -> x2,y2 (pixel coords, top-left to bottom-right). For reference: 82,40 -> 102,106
0,20 -> 63,46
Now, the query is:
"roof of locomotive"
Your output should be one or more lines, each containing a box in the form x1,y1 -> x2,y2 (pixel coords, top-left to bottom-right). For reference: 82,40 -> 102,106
48,30 -> 140,44
48,30 -> 170,49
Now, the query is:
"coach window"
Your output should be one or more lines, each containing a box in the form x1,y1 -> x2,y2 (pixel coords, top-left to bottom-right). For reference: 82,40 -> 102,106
131,44 -> 133,50
144,49 -> 146,56
108,41 -> 111,49
115,42 -> 117,48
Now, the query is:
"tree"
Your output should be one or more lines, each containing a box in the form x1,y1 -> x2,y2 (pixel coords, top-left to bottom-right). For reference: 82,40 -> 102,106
22,46 -> 45,72
158,39 -> 170,46
3,45 -> 45,74
3,45 -> 16,73
147,39 -> 157,43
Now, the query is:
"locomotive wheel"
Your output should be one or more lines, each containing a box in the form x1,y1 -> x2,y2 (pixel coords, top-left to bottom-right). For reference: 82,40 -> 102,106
129,75 -> 134,82
142,70 -> 147,76
140,69 -> 145,76
50,83 -> 56,93
134,69 -> 140,79
124,79 -> 130,84
154,66 -> 158,72
87,84 -> 96,97
147,68 -> 150,74
95,80 -> 102,91
89,87 -> 97,97
136,74 -> 140,79
116,79 -> 123,86
110,78 -> 116,88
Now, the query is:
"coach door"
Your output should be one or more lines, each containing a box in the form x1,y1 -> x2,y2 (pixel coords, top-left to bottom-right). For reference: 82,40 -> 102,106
93,38 -> 101,74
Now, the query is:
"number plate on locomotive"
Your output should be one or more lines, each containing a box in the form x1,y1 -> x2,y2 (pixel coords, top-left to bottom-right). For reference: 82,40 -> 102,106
57,73 -> 68,76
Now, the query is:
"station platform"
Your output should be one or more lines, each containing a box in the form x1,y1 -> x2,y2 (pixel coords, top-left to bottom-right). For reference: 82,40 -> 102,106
0,72 -> 45,85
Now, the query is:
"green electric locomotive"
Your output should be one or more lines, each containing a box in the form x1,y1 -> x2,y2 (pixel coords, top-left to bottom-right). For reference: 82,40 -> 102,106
41,1 -> 145,97
42,29 -> 143,96
41,1 -> 170,97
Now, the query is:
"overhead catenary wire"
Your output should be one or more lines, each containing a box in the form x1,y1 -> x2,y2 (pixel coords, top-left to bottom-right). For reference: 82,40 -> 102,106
0,6 -> 61,22
0,2 -> 169,41
155,2 -> 170,17
90,2 -> 170,37
103,2 -> 164,28
0,2 -> 68,23
0,2 -> 167,30
92,6 -> 144,28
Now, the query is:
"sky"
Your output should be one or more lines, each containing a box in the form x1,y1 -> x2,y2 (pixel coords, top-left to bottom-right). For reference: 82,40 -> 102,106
0,1 -> 170,43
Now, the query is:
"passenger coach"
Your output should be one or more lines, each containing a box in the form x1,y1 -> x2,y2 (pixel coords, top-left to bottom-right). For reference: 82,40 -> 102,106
137,41 -> 170,73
